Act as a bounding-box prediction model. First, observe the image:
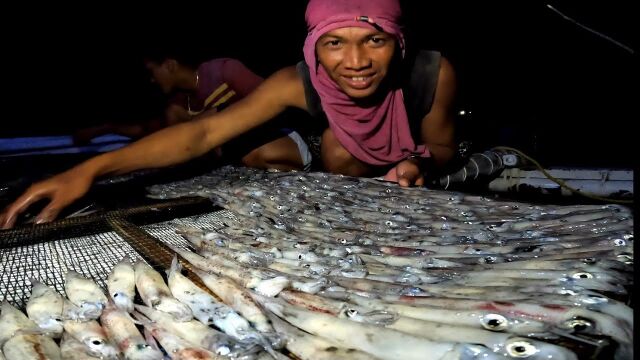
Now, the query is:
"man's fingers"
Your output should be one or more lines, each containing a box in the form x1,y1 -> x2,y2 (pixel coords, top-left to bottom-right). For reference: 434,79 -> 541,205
1,208 -> 19,229
398,176 -> 411,187
0,212 -> 13,230
35,202 -> 62,224
383,166 -> 399,182
1,191 -> 47,229
382,161 -> 424,187
397,163 -> 421,187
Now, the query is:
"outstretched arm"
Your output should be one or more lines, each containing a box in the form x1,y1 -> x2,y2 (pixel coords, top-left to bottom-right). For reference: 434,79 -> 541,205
1,66 -> 306,229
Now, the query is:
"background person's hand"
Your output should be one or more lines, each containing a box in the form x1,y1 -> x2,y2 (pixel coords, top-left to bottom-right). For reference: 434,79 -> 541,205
0,169 -> 93,229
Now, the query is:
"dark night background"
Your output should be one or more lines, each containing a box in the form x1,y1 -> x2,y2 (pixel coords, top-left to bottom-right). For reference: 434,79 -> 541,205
0,1 -> 636,168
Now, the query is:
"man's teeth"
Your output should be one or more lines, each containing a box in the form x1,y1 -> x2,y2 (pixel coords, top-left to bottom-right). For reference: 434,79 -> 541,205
351,77 -> 367,81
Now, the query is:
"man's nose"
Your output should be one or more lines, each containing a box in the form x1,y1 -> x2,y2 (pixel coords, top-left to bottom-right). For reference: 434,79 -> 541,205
343,45 -> 372,71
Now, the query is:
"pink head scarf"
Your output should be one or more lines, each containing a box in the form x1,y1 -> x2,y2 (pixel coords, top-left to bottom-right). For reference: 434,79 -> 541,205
304,0 -> 430,166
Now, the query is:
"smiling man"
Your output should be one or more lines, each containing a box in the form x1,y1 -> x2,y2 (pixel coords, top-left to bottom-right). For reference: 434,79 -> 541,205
299,0 -> 457,186
1,0 -> 458,228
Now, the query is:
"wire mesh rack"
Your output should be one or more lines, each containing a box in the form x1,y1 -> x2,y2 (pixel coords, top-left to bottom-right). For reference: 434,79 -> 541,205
0,196 -> 216,249
0,231 -> 143,309
0,196 -> 231,309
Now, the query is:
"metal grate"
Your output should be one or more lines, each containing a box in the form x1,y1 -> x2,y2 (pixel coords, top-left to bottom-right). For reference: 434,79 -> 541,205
0,196 -> 217,249
0,231 -> 143,309
0,197 -> 227,309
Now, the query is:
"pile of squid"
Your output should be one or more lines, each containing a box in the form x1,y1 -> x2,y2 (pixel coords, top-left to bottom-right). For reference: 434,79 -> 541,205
1,166 -> 631,359
0,256 -> 285,359
146,166 -> 634,359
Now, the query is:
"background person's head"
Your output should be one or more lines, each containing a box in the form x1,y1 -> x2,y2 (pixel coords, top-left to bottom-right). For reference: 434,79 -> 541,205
140,43 -> 201,94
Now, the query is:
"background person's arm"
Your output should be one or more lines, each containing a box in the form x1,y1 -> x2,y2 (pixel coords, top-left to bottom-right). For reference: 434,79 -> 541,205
72,103 -> 193,144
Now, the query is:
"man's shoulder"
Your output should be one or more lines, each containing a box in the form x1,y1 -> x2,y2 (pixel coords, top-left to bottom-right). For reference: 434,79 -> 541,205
406,49 -> 441,66
402,49 -> 443,79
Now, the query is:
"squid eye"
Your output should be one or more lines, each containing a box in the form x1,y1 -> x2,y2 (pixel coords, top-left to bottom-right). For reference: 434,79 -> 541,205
572,272 -> 593,279
345,309 -> 358,317
614,239 -> 626,246
505,339 -> 538,357
483,256 -> 497,264
563,318 -> 593,333
91,339 -> 104,346
481,314 -> 508,331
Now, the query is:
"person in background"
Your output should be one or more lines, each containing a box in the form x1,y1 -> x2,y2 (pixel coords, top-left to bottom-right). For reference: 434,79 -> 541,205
72,49 -> 312,171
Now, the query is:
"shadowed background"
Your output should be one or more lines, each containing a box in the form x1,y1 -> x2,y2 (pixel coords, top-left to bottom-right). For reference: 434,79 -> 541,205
0,1 -> 635,168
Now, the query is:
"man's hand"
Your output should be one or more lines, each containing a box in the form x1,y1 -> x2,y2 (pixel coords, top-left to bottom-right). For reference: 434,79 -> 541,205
382,158 -> 425,187
0,169 -> 94,229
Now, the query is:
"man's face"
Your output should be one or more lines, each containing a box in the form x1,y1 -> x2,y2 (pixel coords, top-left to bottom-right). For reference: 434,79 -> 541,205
145,60 -> 174,94
316,27 -> 396,99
